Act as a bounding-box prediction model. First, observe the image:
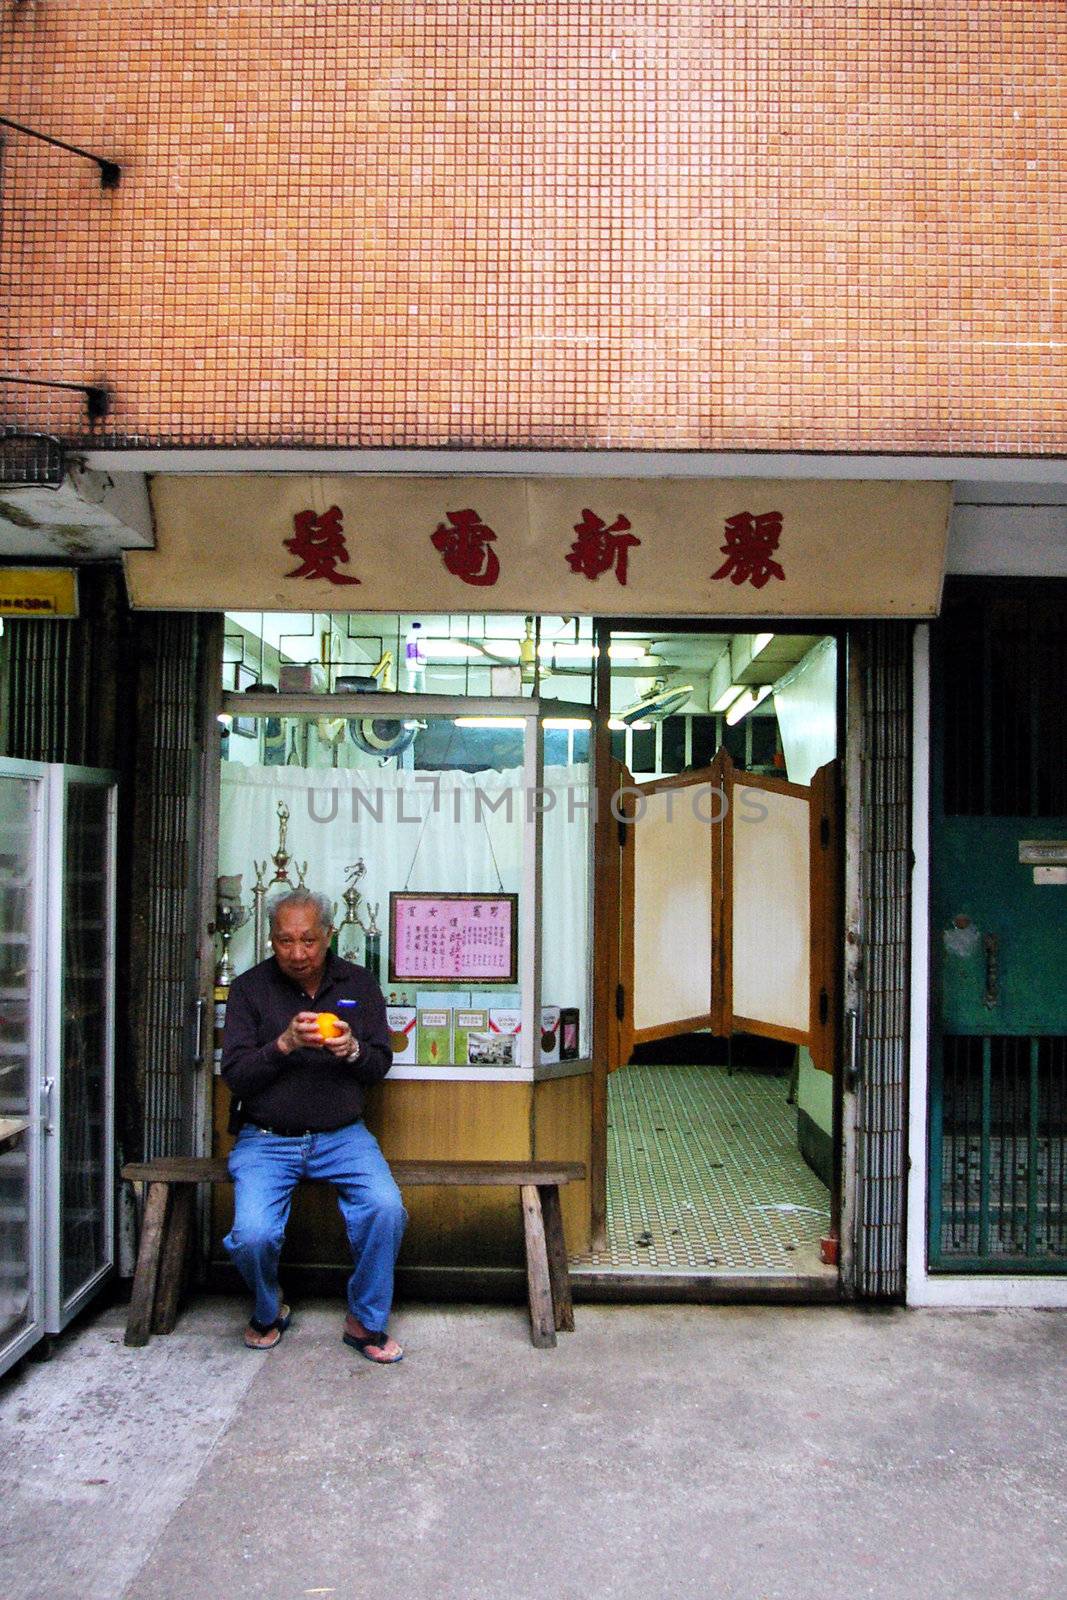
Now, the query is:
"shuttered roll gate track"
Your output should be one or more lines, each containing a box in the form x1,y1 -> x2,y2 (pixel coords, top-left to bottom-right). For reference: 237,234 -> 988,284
127,613 -> 206,1160
851,622 -> 913,1301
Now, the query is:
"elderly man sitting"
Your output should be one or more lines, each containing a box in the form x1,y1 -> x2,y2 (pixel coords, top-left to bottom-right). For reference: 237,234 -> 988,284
221,887 -> 406,1362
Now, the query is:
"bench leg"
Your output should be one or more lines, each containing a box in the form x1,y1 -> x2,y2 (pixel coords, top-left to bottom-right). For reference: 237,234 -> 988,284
124,1181 -> 171,1348
519,1184 -> 557,1349
151,1183 -> 195,1335
538,1184 -> 575,1333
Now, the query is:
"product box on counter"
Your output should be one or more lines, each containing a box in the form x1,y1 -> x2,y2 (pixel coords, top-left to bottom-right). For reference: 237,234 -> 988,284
417,1007 -> 453,1066
386,1006 -> 417,1065
453,1008 -> 489,1064
539,1005 -> 561,1065
468,1007 -> 521,1068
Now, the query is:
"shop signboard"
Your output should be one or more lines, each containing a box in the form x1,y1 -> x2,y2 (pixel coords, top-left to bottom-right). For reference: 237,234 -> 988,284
131,476 -> 953,618
388,891 -> 519,984
0,567 -> 78,617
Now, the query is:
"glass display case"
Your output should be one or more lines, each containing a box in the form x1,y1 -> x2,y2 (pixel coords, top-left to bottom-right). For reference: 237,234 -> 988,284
0,761 -> 117,1379
45,769 -> 117,1330
215,697 -> 595,1079
0,763 -> 46,1377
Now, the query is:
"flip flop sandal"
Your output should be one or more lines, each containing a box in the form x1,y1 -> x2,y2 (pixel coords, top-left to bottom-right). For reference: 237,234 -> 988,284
244,1303 -> 292,1350
343,1328 -> 403,1364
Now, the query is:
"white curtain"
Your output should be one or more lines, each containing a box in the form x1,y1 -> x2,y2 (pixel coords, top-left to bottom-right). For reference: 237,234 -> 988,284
218,763 -> 588,1012
772,637 -> 837,786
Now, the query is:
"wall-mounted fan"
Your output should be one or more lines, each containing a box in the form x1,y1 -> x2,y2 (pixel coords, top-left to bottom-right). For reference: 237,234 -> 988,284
616,677 -> 695,726
338,652 -> 422,761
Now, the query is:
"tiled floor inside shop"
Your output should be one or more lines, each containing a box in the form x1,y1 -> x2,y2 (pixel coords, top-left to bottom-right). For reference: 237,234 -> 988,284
570,1063 -> 832,1272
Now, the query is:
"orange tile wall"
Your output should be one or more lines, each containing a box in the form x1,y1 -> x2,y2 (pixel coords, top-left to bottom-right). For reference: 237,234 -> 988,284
0,2 -> 1063,453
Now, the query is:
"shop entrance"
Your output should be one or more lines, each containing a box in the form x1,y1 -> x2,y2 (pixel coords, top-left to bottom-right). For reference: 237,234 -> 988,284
207,609 -> 845,1293
580,626 -> 842,1286
209,610 -> 605,1287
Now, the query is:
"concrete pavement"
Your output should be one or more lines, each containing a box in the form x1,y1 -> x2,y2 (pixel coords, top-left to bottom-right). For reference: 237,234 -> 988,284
0,1295 -> 1064,1600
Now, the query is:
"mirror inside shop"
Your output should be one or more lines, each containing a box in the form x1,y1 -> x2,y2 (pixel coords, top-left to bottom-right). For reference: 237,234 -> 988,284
220,611 -> 834,773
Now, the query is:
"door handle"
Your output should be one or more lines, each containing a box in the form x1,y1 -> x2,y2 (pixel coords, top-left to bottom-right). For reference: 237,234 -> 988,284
982,932 -> 999,1009
192,996 -> 206,1066
845,1009 -> 860,1090
40,1076 -> 55,1134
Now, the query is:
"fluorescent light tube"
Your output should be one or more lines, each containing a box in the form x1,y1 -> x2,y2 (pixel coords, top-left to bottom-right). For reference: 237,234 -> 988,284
725,683 -> 773,725
538,641 -> 650,661
711,684 -> 745,713
607,642 -> 653,660
420,640 -> 479,659
454,716 -> 527,729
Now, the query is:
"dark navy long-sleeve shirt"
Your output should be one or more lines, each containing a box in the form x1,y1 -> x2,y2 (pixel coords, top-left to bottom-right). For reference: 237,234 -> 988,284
221,952 -> 393,1133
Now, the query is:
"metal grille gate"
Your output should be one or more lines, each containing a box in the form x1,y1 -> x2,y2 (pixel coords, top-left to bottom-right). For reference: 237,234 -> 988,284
852,623 -> 913,1300
933,1036 -> 1067,1262
929,581 -> 1067,1271
1,567 -> 124,766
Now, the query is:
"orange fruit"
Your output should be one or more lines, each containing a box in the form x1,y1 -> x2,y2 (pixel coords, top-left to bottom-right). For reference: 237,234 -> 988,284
317,1012 -> 342,1040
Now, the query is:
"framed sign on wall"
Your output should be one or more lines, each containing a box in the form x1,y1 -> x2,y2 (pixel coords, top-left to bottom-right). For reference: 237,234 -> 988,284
388,892 -> 519,985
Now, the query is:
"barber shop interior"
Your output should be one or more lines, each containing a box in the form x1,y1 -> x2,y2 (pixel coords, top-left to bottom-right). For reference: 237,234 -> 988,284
213,612 -> 841,1288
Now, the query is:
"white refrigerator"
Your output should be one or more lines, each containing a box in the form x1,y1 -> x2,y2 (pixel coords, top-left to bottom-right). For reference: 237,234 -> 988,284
0,759 -> 117,1377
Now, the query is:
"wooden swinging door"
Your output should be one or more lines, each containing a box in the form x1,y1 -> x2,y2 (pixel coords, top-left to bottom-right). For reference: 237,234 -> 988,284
719,754 -> 840,1075
616,758 -> 730,1062
593,747 -> 840,1253
613,751 -> 840,1073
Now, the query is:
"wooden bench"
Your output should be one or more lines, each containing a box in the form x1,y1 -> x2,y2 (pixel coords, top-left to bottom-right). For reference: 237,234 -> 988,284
120,1157 -> 586,1351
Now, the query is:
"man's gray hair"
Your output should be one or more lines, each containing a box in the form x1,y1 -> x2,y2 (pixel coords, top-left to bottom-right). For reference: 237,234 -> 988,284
266,887 -> 334,933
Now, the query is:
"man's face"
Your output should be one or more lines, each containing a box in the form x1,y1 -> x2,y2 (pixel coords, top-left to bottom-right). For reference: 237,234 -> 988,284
270,903 -> 331,987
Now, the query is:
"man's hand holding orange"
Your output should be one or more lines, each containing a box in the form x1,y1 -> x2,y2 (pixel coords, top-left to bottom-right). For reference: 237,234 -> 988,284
319,1013 -> 358,1059
278,1010 -> 330,1054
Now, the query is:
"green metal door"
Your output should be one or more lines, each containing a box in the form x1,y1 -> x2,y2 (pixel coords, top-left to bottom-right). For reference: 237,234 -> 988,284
930,582 -> 1067,1271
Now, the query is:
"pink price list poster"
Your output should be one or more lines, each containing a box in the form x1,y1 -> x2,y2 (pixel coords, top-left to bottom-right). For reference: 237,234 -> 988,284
388,892 -> 519,984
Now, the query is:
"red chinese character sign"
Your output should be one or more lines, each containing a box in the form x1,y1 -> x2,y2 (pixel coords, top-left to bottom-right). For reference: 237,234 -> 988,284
711,512 -> 785,589
431,508 -> 500,587
566,509 -> 641,585
135,476 -> 951,616
284,505 -> 361,586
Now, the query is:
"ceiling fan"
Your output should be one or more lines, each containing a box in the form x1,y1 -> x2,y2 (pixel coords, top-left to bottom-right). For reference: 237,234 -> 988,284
615,677 -> 695,726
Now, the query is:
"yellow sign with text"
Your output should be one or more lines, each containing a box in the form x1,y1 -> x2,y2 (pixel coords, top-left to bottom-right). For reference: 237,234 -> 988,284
130,476 -> 952,618
0,568 -> 79,618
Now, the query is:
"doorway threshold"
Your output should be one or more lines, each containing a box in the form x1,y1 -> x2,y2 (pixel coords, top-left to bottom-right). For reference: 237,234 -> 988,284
570,1263 -> 841,1304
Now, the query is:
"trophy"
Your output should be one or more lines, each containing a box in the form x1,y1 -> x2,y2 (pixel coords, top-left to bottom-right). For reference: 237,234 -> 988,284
215,874 -> 249,985
363,898 -> 382,983
251,801 -> 308,961
335,859 -> 381,977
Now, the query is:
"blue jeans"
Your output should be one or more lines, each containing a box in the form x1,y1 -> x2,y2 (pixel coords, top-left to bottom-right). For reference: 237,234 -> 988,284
224,1121 -> 407,1331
